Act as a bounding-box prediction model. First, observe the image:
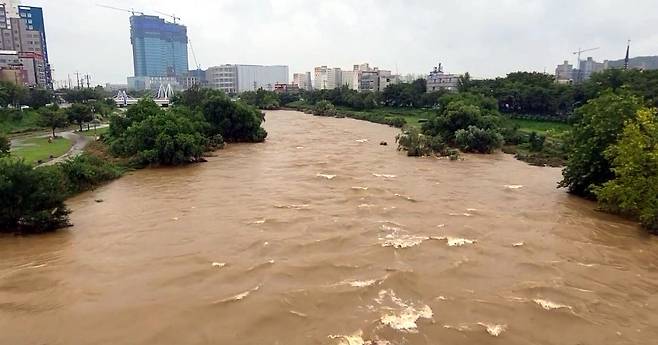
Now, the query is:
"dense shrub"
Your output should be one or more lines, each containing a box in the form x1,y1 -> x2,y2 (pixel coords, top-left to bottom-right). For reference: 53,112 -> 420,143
595,108 -> 658,233
0,134 -> 9,156
454,126 -> 503,153
312,100 -> 337,116
0,158 -> 70,234
113,110 -> 208,166
396,126 -> 447,157
559,91 -> 642,197
59,154 -> 124,194
527,131 -> 546,152
201,94 -> 267,142
240,90 -> 280,110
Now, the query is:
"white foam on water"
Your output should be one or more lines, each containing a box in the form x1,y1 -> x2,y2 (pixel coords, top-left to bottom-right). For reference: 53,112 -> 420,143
211,262 -> 226,268
358,204 -> 376,208
436,224 -> 446,228
214,285 -> 260,304
443,324 -> 472,332
394,193 -> 416,202
171,217 -> 179,221
355,139 -> 369,143
477,323 -> 507,337
533,299 -> 573,311
295,146 -> 304,149
375,290 -> 433,332
372,173 -> 397,179
289,310 -> 307,318
317,173 -> 337,180
577,262 -> 597,267
328,333 -> 365,345
274,204 -> 310,210
347,279 -> 378,288
466,208 -> 478,212
381,235 -> 428,249
512,242 -> 525,247
449,212 -> 473,217
432,236 -> 477,247
252,219 -> 266,224
504,185 -> 524,189
436,296 -> 448,301
351,186 -> 369,191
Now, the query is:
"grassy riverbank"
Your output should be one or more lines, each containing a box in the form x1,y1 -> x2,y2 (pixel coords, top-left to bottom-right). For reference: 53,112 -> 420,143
11,136 -> 73,165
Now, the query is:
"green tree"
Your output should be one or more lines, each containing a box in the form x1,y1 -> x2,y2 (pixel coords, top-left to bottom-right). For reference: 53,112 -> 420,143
0,134 -> 9,156
202,93 -> 268,142
454,125 -> 503,153
0,158 -> 70,233
38,105 -> 68,137
595,108 -> 658,233
559,91 -> 642,197
22,88 -> 54,109
66,103 -> 94,131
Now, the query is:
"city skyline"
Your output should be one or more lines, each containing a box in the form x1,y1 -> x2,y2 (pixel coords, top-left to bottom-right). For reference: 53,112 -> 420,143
25,0 -> 658,85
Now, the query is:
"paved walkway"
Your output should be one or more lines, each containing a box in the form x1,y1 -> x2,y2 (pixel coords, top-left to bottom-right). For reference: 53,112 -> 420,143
38,131 -> 91,167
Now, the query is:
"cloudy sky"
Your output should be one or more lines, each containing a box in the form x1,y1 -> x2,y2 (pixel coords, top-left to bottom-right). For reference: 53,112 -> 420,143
27,0 -> 658,85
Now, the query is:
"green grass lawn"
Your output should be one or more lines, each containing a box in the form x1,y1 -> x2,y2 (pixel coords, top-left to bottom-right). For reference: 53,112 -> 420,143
11,137 -> 73,165
510,118 -> 571,136
80,126 -> 109,137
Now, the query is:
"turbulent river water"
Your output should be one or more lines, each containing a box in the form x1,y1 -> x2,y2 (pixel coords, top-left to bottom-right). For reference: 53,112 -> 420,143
2,110 -> 658,345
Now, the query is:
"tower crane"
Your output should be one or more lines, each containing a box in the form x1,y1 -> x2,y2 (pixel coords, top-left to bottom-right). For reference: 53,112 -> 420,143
155,11 -> 181,24
97,4 -> 144,16
572,47 -> 600,68
189,39 -> 201,70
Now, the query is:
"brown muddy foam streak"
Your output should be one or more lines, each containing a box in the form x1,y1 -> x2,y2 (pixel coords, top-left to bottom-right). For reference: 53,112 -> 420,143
1,110 -> 657,345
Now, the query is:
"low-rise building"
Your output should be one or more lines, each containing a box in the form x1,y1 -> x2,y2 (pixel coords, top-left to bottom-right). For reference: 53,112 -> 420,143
555,60 -> 574,84
426,64 -> 460,92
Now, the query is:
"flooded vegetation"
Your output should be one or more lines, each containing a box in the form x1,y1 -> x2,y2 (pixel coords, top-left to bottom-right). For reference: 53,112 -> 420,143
1,110 -> 657,344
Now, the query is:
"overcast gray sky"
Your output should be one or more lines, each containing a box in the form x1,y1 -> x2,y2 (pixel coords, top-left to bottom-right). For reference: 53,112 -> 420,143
28,0 -> 658,85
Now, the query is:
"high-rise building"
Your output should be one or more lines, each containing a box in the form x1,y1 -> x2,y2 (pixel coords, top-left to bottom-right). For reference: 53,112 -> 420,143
555,60 -> 574,84
293,72 -> 312,90
130,15 -> 188,78
313,66 -> 342,89
17,5 -> 50,86
0,3 -> 50,87
206,64 -> 238,94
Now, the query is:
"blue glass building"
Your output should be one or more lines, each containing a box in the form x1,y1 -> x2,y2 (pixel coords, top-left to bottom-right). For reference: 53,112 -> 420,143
130,15 -> 188,77
17,5 -> 51,86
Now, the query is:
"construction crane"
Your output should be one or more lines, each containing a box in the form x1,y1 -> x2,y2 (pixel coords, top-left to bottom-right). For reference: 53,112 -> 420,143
97,4 -> 144,16
572,47 -> 600,67
155,10 -> 181,24
189,39 -> 201,70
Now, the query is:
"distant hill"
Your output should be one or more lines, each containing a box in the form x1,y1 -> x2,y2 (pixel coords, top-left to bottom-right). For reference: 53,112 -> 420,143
605,56 -> 658,70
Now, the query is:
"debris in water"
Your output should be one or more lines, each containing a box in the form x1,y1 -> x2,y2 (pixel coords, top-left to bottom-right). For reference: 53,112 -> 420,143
211,262 -> 226,268
328,331 -> 366,345
477,322 -> 507,337
380,141 -> 388,146
351,186 -> 369,191
94,199 -> 104,203
394,193 -> 416,202
431,236 -> 477,247
512,242 -> 525,247
466,208 -> 477,212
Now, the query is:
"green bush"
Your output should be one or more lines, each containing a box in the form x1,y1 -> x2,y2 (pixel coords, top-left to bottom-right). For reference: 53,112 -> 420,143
0,158 -> 70,234
201,93 -> 268,142
396,126 -> 447,157
59,154 -> 124,194
455,126 -> 503,153
595,108 -> 658,233
0,134 -> 9,156
559,91 -> 642,197
527,131 -> 546,152
312,100 -> 337,116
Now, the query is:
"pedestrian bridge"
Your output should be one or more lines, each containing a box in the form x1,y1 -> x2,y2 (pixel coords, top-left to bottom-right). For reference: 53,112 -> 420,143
114,83 -> 173,108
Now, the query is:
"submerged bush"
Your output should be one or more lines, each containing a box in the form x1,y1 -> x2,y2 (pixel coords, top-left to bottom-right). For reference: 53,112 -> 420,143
0,158 -> 70,233
454,126 -> 503,153
527,131 -> 546,152
595,108 -> 658,233
312,100 -> 337,116
396,126 -> 447,157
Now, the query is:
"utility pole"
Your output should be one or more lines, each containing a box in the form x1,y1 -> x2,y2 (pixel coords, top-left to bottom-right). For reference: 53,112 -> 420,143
86,74 -> 90,88
76,71 -> 80,89
624,39 -> 631,70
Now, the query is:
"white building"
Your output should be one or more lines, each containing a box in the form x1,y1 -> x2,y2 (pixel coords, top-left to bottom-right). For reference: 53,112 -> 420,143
206,64 -> 289,93
314,66 -> 342,90
341,70 -> 355,89
426,64 -> 460,92
293,72 -> 312,91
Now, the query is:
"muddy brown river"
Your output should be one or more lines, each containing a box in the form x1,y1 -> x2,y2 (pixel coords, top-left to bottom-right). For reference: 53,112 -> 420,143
1,110 -> 657,345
